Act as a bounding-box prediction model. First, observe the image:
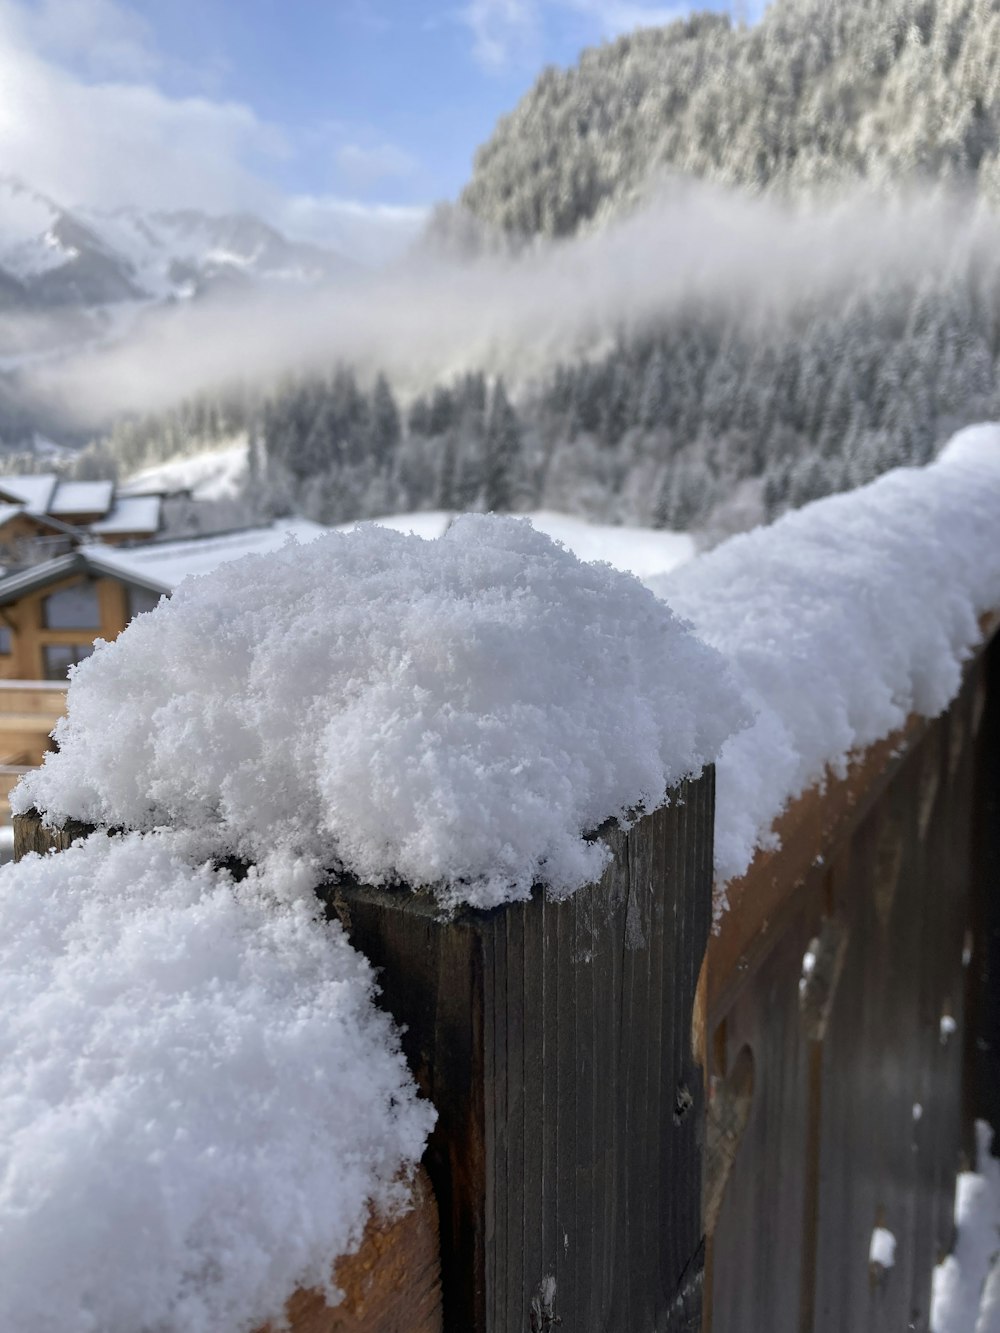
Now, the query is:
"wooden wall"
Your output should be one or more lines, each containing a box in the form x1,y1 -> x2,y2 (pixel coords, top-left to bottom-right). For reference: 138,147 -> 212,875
703,644 -> 995,1333
0,573 -> 132,684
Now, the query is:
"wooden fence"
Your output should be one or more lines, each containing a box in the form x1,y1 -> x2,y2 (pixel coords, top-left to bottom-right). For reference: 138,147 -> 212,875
14,622 -> 1000,1332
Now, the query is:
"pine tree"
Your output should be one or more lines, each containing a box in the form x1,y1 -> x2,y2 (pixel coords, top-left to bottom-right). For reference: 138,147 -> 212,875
483,380 -> 522,513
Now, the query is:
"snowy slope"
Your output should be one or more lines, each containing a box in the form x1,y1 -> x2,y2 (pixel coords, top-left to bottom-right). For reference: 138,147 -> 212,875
119,439 -> 249,501
338,510 -> 696,579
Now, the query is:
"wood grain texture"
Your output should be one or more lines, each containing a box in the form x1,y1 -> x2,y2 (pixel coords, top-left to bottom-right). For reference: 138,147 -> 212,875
705,637 -> 995,1333
256,1169 -> 441,1333
967,633 -> 1000,1143
13,807 -> 95,859
321,773 -> 715,1333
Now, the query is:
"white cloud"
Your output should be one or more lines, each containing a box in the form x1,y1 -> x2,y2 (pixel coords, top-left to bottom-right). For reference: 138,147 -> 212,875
562,0 -> 691,36
459,0 -> 541,70
0,0 -> 427,264
279,196 -> 429,267
335,141 -> 420,188
15,0 -> 160,80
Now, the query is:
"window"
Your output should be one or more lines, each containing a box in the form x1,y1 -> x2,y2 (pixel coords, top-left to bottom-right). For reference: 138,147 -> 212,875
42,581 -> 101,630
127,585 -> 162,621
0,626 -> 10,655
42,643 -> 94,681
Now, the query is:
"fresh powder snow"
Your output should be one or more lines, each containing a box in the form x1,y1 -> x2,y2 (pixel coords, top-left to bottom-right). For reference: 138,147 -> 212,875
15,513 -> 743,909
648,422 -> 1000,902
931,1122 -> 1000,1333
0,830 -> 435,1333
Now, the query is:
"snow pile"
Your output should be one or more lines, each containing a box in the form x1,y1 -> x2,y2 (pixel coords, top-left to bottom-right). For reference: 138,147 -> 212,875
649,423 -> 1000,894
15,514 -> 743,908
0,831 -> 434,1333
931,1122 -> 1000,1333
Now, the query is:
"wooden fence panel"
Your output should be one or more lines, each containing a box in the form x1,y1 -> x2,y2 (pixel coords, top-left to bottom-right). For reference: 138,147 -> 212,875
705,636 -> 996,1333
321,773 -> 714,1333
707,885 -> 821,1333
968,635 -> 1000,1140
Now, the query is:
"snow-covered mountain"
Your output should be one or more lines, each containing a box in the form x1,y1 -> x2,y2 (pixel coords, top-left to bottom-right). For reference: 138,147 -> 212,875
0,176 -> 354,312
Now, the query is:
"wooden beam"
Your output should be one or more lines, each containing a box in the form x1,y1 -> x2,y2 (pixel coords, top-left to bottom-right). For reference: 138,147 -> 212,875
320,773 -> 714,1332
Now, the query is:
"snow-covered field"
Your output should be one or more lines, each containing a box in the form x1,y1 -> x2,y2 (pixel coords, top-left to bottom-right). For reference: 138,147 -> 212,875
339,508 -> 696,579
119,439 -> 249,501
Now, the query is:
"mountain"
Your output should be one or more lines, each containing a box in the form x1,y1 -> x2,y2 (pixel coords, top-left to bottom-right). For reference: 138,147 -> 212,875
460,0 -> 1000,239
0,176 -> 354,313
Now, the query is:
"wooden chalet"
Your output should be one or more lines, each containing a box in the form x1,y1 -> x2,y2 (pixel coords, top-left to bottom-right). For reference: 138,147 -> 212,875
0,474 -> 163,560
0,549 -> 169,819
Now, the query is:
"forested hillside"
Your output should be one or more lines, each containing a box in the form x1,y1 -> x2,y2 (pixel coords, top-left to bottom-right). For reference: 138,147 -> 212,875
23,0 -> 1000,539
461,0 -> 1000,238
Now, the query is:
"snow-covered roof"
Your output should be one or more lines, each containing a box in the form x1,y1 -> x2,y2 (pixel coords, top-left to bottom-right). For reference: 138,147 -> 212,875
89,495 -> 162,536
93,517 -> 326,589
48,481 -> 115,518
0,519 -> 328,605
0,474 -> 58,513
0,503 -> 24,529
0,551 -> 169,605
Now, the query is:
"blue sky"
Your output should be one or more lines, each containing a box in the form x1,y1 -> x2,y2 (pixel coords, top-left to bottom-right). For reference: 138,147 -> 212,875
0,0 -> 765,260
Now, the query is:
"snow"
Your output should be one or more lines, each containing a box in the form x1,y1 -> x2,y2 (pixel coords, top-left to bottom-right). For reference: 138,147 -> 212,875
932,1123 -> 1000,1333
91,517 -> 328,591
339,509 -> 696,579
48,480 -> 114,518
15,514 -> 744,909
0,830 -> 434,1333
648,423 -> 1000,898
120,440 -> 249,502
870,1226 -> 897,1270
0,473 -> 58,514
89,494 -> 162,536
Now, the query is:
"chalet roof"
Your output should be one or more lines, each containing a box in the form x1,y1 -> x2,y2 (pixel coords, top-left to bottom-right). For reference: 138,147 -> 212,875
48,480 -> 115,518
0,518 -> 326,605
0,551 -> 171,606
92,518 -> 326,589
0,474 -> 59,514
0,508 -> 84,537
89,495 -> 162,536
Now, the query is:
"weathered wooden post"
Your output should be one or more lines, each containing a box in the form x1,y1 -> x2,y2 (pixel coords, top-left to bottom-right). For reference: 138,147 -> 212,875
319,771 -> 714,1333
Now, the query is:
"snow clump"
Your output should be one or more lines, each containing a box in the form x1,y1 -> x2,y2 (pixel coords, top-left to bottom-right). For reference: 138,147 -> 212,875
650,422 -> 1000,899
0,830 -> 435,1333
16,514 -> 745,909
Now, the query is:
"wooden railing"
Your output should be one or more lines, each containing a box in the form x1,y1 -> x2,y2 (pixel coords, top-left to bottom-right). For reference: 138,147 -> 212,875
13,623 -> 1000,1333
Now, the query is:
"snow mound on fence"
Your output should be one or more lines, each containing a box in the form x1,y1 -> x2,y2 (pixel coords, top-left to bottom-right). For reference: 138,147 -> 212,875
649,422 -> 1000,896
0,830 -> 435,1333
15,514 -> 745,908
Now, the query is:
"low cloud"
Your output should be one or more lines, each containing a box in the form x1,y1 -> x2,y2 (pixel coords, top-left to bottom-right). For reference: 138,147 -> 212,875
19,181 -> 986,428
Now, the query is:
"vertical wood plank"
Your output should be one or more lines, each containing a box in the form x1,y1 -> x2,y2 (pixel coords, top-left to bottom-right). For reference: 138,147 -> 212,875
323,773 -> 714,1332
